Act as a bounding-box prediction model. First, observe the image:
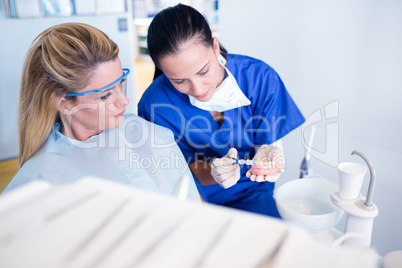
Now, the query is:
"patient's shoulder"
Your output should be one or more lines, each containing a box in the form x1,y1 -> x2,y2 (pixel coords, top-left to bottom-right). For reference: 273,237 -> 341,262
122,113 -> 175,140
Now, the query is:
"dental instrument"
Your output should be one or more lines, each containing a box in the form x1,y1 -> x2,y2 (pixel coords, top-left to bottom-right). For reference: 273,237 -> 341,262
233,158 -> 281,176
300,125 -> 316,178
231,158 -> 256,165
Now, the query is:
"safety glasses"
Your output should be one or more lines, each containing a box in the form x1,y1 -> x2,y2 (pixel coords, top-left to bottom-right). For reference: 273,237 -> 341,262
65,68 -> 130,97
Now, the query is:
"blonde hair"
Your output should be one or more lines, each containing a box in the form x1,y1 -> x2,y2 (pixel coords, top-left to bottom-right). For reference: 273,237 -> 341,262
18,23 -> 119,167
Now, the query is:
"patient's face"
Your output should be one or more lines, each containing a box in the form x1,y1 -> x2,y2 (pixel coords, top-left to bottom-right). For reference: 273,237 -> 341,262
67,57 -> 130,140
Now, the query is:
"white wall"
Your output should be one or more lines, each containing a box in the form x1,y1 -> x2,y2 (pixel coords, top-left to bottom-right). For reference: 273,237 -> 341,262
220,0 -> 402,256
0,1 -> 136,161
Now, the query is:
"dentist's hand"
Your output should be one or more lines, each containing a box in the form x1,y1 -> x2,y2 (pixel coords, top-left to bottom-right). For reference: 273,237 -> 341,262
211,148 -> 241,189
246,143 -> 285,183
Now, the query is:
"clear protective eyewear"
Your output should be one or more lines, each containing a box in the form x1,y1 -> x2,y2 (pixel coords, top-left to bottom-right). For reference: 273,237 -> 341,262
65,68 -> 130,97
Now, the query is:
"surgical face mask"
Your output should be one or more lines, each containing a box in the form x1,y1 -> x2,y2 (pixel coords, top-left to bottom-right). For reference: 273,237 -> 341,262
188,54 -> 251,112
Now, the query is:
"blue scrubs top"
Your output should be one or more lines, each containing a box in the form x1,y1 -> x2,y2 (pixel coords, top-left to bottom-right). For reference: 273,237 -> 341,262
138,54 -> 305,217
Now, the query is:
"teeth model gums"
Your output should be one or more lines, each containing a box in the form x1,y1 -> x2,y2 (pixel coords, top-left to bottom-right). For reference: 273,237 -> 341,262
249,158 -> 280,176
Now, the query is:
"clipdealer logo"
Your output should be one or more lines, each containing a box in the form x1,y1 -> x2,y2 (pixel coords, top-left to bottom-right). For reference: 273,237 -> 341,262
301,100 -> 339,167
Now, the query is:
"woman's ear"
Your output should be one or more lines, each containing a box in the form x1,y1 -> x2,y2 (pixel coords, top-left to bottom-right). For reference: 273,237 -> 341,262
213,37 -> 221,57
56,97 -> 72,116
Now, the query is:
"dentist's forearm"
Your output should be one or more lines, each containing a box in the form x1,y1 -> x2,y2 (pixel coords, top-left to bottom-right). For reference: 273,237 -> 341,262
189,161 -> 217,186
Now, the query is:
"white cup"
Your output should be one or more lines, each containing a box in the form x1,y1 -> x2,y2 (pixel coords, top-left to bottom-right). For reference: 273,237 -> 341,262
337,162 -> 367,200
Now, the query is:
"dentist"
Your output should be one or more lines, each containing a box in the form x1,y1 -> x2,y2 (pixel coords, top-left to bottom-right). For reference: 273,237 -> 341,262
138,4 -> 305,216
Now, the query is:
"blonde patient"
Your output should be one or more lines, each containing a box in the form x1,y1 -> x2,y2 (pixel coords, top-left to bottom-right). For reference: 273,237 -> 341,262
4,22 -> 201,202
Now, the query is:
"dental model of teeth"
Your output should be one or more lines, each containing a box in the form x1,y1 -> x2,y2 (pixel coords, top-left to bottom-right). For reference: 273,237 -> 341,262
249,158 -> 280,176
